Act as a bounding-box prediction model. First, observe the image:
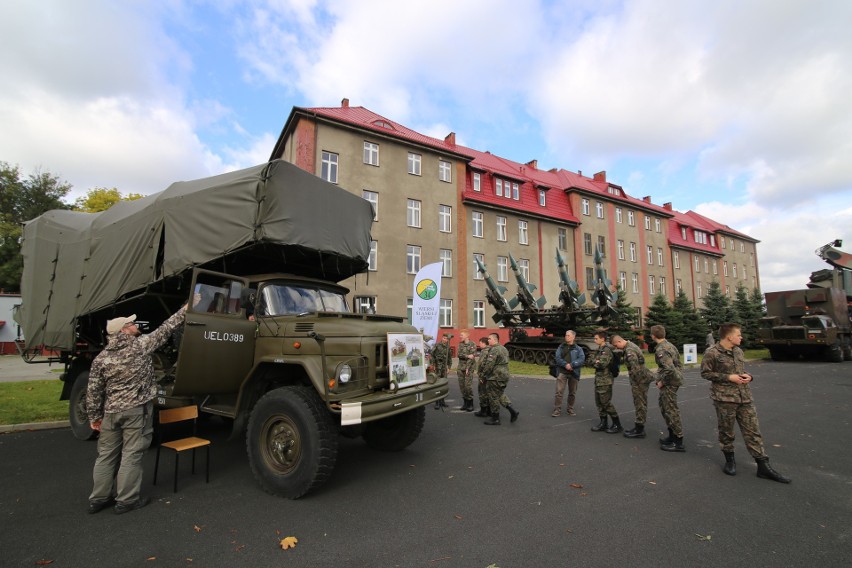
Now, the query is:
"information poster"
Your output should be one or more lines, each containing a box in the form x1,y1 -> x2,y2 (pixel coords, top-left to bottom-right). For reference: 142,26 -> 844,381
387,333 -> 427,389
683,343 -> 698,364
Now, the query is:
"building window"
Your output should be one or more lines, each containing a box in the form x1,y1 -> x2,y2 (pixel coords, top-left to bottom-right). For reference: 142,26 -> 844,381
750,253 -> 755,267
616,208 -> 623,223
582,199 -> 590,216
647,245 -> 653,265
704,258 -> 709,273
628,210 -> 635,226
710,235 -> 716,247
723,261 -> 728,276
694,256 -> 700,272
558,228 -> 568,251
584,233 -> 592,256
519,258 -> 530,281
733,263 -> 738,278
473,301 -> 485,327
726,285 -> 730,296
407,152 -> 421,175
439,160 -> 452,182
631,273 -> 639,293
742,266 -> 747,280
729,238 -> 734,250
697,282 -> 703,298
644,216 -> 651,231
538,190 -> 546,206
657,247 -> 664,266
518,220 -> 529,245
406,245 -> 421,274
354,296 -> 377,314
512,182 -> 519,200
362,190 -> 378,220
649,275 -> 656,295
440,248 -> 452,277
721,238 -> 726,249
655,218 -> 661,233
407,199 -> 421,228
321,151 -> 338,183
659,277 -> 666,295
439,299 -> 453,327
495,178 -> 503,197
740,242 -> 745,252
676,279 -> 682,294
673,250 -> 680,269
473,172 -> 481,191
497,256 -> 508,282
681,227 -> 688,240
596,201 -> 604,219
472,212 -> 483,238
619,271 -> 627,290
629,242 -> 637,262
496,216 -> 507,241
713,260 -> 718,275
695,231 -> 708,245
368,241 -> 377,271
363,141 -> 379,166
407,297 -> 413,322
617,240 -> 625,260
439,205 -> 452,233
586,267 -> 595,290
597,236 -> 606,256
473,254 -> 484,280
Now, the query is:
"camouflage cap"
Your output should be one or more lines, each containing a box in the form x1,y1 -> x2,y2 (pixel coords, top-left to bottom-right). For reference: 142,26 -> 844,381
106,315 -> 137,334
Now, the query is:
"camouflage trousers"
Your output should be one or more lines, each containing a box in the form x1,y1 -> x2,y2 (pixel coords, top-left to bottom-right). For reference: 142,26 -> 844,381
658,385 -> 683,437
713,400 -> 766,459
485,378 -> 511,414
629,374 -> 653,424
594,382 -> 618,417
457,366 -> 474,400
554,372 -> 580,412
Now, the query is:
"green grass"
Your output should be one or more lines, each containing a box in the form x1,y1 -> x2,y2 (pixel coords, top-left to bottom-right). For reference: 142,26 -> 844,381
0,380 -> 68,425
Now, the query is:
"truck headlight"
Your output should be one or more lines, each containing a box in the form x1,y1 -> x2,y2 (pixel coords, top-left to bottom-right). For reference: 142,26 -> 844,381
337,364 -> 352,384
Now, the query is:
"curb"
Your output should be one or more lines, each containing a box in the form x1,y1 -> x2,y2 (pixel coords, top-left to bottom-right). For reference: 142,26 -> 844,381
0,420 -> 70,434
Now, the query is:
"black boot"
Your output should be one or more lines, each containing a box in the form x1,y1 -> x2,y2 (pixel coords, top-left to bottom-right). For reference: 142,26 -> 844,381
474,405 -> 488,417
484,412 -> 501,426
507,405 -> 520,423
457,399 -> 469,411
465,399 -> 475,412
624,423 -> 646,439
723,452 -> 736,476
659,428 -> 674,445
661,436 -> 685,452
591,416 -> 608,432
605,415 -> 623,434
756,457 -> 791,483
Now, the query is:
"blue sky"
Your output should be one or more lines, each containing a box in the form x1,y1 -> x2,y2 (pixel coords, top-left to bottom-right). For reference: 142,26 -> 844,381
2,0 -> 850,292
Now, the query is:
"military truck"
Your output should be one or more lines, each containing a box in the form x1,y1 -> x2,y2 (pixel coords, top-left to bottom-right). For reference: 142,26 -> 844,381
757,288 -> 851,362
16,160 -> 449,498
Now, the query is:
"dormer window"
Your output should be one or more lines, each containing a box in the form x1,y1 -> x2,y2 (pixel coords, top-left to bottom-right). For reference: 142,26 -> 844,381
372,120 -> 394,130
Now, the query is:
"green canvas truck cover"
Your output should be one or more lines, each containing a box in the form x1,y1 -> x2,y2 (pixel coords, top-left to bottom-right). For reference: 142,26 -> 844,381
17,159 -> 373,350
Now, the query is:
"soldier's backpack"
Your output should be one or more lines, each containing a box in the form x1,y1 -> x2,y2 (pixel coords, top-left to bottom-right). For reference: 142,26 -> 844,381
608,349 -> 621,378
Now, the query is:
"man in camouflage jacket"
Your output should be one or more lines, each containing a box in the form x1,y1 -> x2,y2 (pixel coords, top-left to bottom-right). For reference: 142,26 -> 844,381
612,334 -> 654,438
473,337 -> 492,417
430,334 -> 451,408
587,330 -> 622,433
455,330 -> 478,411
86,303 -> 188,514
701,323 -> 790,483
651,325 -> 685,452
478,333 -> 519,425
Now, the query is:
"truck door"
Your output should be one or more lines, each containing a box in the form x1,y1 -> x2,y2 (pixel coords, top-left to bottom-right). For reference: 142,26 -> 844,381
173,269 -> 256,395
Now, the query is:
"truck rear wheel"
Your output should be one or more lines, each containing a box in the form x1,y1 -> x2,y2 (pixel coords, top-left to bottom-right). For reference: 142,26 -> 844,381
363,406 -> 425,451
827,344 -> 843,363
246,386 -> 338,499
69,372 -> 97,441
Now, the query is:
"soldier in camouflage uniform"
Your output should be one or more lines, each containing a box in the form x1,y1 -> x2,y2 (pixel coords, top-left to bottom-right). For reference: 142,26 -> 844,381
478,333 -> 519,425
455,330 -> 477,412
651,325 -> 685,452
431,334 -> 451,409
473,337 -> 492,417
86,302 -> 188,514
701,323 -> 791,483
612,335 -> 654,438
587,330 -> 622,433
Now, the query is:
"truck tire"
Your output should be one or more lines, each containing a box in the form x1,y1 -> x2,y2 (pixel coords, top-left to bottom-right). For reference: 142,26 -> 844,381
363,406 -> 425,452
827,344 -> 843,363
246,386 -> 338,499
68,372 -> 97,441
768,347 -> 783,361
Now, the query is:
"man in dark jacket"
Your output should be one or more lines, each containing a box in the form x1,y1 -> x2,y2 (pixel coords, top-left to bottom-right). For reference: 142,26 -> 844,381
552,330 -> 585,417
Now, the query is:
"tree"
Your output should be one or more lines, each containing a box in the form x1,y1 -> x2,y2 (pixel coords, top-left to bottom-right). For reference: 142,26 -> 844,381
733,283 -> 764,348
699,280 -> 736,330
672,289 -> 709,350
1,162 -> 71,292
73,187 -> 144,213
644,293 -> 676,350
613,284 -> 638,336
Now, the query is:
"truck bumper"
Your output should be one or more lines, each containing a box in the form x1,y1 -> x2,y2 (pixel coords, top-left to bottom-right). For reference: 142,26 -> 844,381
337,378 -> 449,425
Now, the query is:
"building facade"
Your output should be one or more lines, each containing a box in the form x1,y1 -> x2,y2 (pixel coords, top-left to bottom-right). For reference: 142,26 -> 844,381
270,99 -> 760,344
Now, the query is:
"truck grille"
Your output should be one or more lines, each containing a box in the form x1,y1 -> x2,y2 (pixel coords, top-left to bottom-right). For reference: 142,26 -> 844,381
773,328 -> 805,340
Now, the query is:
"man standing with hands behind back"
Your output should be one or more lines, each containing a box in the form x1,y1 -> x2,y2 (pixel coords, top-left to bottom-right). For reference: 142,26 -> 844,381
701,323 -> 790,483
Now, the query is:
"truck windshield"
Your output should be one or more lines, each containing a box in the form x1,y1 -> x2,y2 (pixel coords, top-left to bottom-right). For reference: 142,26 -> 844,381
260,284 -> 350,315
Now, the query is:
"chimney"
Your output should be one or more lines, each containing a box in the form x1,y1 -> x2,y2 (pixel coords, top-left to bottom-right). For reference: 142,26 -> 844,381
341,98 -> 349,108
663,202 -> 673,210
642,196 -> 652,203
578,170 -> 582,176
444,132 -> 456,145
526,159 -> 538,169
548,168 -> 558,173
593,171 -> 606,182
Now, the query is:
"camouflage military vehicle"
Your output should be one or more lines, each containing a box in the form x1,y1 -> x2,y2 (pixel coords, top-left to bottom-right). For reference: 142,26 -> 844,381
16,160 -> 449,499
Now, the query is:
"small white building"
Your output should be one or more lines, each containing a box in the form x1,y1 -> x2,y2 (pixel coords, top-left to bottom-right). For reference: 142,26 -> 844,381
0,294 -> 22,355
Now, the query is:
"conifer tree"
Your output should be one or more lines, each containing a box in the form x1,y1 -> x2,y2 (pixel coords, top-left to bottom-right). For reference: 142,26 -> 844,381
672,289 -> 708,349
699,280 -> 736,330
644,293 -> 676,351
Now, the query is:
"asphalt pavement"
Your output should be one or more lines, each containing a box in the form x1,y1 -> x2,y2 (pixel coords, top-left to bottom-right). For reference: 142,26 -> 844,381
1,359 -> 850,567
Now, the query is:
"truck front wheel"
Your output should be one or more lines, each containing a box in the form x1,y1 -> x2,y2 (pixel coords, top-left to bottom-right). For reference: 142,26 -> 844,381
246,386 -> 338,499
827,344 -> 844,363
363,406 -> 425,451
68,372 -> 97,441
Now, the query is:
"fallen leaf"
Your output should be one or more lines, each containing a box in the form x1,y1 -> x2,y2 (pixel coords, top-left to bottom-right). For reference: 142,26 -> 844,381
448,475 -> 454,479
569,483 -> 583,489
275,529 -> 281,536
772,444 -> 782,448
234,544 -> 245,552
579,492 -> 588,496
280,536 -> 298,550
146,557 -> 156,561
34,561 -> 54,566
648,481 -> 657,485
454,514 -> 463,520
695,533 -> 712,541
193,525 -> 202,533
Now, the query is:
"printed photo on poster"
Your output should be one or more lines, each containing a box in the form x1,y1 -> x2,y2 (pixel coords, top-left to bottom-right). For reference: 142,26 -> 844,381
387,333 -> 427,388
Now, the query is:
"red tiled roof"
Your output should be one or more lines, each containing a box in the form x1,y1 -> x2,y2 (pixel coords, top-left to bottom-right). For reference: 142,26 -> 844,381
668,209 -> 723,255
686,210 -> 758,242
